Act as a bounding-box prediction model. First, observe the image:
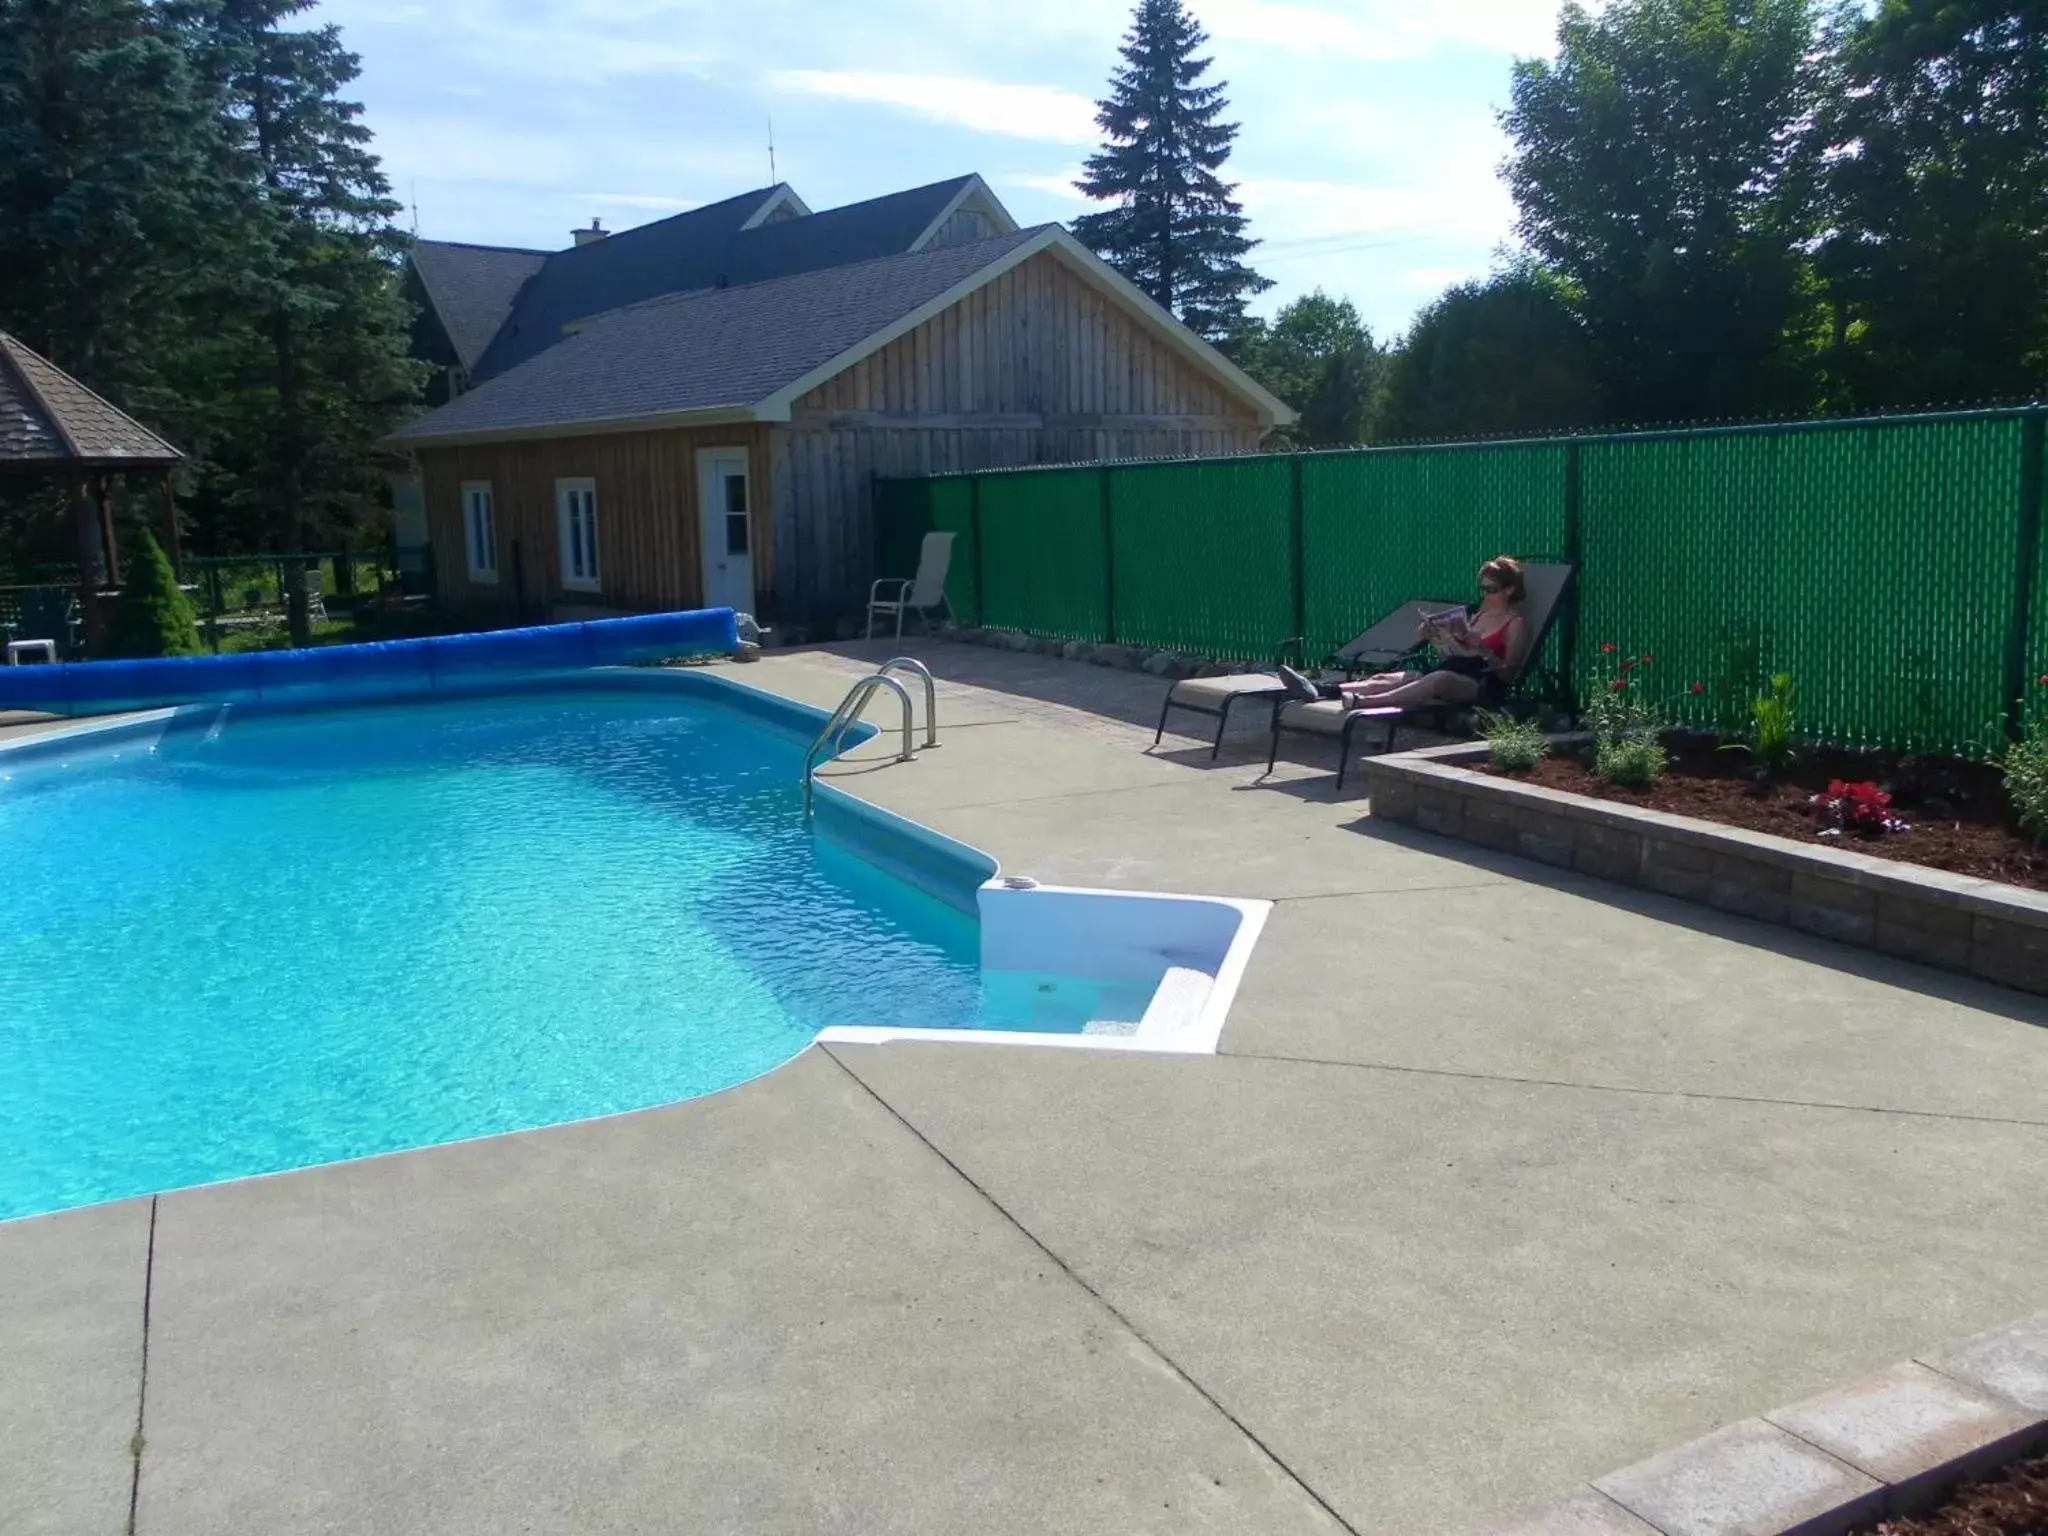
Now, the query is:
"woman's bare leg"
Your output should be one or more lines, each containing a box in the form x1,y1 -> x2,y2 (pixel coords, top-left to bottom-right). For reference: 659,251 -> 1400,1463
1339,670 -> 1421,702
1342,670 -> 1480,710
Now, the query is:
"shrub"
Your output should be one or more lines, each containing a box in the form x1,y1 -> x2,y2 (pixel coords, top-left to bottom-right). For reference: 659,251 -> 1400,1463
104,531 -> 202,659
1584,644 -> 1665,786
2000,719 -> 2048,841
1478,710 -> 1549,773
1595,735 -> 1667,787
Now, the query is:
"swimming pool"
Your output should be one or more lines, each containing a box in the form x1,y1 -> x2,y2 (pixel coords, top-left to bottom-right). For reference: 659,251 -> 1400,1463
0,674 -> 1264,1223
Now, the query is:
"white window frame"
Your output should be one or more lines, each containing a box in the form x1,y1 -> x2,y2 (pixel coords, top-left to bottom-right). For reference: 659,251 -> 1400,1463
460,480 -> 497,582
555,477 -> 600,594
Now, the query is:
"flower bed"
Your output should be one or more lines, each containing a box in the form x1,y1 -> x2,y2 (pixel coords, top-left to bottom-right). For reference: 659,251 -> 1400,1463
1360,742 -> 2048,996
1853,1447 -> 2047,1535
1498,736 -> 2048,894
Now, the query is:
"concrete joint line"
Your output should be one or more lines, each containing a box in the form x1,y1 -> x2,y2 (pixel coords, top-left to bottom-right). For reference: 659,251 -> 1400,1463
820,1047 -> 1364,1536
126,1196 -> 159,1536
1219,1049 -> 2048,1131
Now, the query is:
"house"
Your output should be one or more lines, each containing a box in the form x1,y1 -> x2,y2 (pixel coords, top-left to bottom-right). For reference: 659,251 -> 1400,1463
393,176 -> 1291,621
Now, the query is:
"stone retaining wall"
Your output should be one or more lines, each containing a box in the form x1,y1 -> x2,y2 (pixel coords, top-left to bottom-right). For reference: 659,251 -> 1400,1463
1362,743 -> 2048,996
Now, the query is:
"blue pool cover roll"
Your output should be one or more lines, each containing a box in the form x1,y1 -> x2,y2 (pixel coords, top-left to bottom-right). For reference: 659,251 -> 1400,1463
0,608 -> 739,717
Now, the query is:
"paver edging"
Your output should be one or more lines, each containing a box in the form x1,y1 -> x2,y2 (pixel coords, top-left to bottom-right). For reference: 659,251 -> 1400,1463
1483,1312 -> 2048,1536
1361,743 -> 2048,995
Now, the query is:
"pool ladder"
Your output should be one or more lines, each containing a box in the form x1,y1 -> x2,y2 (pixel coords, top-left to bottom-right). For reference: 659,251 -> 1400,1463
802,657 -> 938,816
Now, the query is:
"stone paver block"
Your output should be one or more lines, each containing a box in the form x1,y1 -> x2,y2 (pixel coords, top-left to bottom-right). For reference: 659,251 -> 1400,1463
1480,1486 -> 1663,1534
1971,917 -> 2048,992
1766,1360 -> 2046,1496
1593,1418 -> 1882,1536
1921,1312 -> 2048,1413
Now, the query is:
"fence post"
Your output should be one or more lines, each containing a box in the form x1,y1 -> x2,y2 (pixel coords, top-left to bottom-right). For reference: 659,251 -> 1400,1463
2004,408 -> 2046,741
1560,438 -> 1584,709
1099,466 -> 1117,644
205,563 -> 222,653
968,476 -> 986,628
1288,455 -> 1306,650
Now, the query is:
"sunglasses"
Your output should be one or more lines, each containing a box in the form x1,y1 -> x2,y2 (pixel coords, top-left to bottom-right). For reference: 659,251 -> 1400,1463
1479,582 -> 1503,594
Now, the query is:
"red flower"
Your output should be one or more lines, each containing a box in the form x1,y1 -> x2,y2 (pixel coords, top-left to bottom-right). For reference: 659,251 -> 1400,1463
1639,653 -> 1653,665
1601,642 -> 1618,654
2039,674 -> 2047,686
1689,681 -> 1704,695
1620,659 -> 1636,673
1609,678 -> 1627,693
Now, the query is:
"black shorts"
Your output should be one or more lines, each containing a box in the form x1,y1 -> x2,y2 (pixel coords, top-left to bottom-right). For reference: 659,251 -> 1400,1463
1434,655 -> 1506,707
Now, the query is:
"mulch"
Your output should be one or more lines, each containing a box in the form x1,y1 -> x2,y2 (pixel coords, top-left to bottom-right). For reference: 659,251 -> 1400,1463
1486,736 -> 2048,894
1851,1448 -> 2048,1534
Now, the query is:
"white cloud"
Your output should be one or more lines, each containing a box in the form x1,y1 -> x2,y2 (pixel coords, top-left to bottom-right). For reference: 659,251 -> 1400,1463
1192,0 -> 1567,61
765,70 -> 1099,144
992,169 -> 1089,201
570,192 -> 701,211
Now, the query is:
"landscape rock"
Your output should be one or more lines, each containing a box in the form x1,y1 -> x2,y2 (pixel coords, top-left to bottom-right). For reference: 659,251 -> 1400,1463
1088,644 -> 1136,669
1139,650 -> 1177,676
1061,641 -> 1086,661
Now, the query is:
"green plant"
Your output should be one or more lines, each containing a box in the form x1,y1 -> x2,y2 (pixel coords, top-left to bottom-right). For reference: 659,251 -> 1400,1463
103,531 -> 202,659
2000,694 -> 2048,841
1595,734 -> 1667,787
1478,710 -> 1549,773
1744,672 -> 1797,774
1583,643 -> 1666,785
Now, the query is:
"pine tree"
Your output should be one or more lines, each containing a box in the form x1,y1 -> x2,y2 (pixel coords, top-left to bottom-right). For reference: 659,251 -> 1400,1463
105,530 -> 203,658
1074,0 -> 1271,342
191,0 -> 420,644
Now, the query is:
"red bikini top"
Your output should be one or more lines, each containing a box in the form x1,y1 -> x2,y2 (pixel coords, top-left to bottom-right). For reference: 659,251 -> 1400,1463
1477,617 -> 1517,659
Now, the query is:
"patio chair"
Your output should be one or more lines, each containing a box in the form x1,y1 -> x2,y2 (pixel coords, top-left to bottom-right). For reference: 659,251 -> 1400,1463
1151,599 -> 1460,760
867,531 -> 956,639
19,587 -> 82,660
1267,562 -> 1576,790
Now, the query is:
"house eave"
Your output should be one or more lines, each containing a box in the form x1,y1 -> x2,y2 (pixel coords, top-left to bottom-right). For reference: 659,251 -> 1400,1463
390,404 -> 761,451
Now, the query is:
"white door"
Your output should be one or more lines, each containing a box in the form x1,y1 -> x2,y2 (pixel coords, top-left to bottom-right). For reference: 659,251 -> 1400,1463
696,448 -> 755,613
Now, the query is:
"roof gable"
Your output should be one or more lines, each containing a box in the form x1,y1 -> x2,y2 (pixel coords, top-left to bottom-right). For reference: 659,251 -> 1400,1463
467,177 -> 993,383
0,333 -> 181,470
408,239 -> 550,373
398,229 -> 1043,444
392,225 -> 1292,447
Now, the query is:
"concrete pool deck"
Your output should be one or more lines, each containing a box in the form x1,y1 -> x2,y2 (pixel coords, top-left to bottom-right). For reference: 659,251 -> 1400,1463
4,640 -> 2046,1534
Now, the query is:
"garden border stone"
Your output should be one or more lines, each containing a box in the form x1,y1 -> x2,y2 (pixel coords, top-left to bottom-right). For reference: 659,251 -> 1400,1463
1360,741 -> 2048,997
1480,1313 -> 2048,1536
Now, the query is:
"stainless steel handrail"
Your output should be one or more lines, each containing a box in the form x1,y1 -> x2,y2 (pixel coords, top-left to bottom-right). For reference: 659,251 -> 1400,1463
802,672 -> 916,816
878,656 -> 938,749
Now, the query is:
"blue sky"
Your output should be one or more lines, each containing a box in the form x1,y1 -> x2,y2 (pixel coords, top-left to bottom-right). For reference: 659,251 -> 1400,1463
322,0 -> 1574,343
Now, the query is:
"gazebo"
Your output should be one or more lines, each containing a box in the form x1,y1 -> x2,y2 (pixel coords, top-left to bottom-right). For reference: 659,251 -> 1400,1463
0,330 -> 184,649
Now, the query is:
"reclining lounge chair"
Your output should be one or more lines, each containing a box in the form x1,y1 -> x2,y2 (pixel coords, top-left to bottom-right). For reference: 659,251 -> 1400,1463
1151,600 -> 1459,759
1266,562 -> 1576,791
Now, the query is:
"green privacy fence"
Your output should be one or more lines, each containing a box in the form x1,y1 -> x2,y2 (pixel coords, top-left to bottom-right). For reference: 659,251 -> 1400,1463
874,404 -> 2048,758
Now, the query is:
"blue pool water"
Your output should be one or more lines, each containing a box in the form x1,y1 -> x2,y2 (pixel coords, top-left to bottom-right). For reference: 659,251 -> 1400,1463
0,683 -> 1149,1221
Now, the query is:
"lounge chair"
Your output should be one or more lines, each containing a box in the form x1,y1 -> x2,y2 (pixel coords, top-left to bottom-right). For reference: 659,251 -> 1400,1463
1266,562 -> 1575,789
867,531 -> 956,639
1151,599 -> 1459,760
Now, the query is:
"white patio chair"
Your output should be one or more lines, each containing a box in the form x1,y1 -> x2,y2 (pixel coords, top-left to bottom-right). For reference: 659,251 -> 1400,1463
867,531 -> 956,639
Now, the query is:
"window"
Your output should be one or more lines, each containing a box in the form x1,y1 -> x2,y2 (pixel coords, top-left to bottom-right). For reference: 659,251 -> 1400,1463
556,478 -> 600,593
461,481 -> 497,582
723,468 -> 749,555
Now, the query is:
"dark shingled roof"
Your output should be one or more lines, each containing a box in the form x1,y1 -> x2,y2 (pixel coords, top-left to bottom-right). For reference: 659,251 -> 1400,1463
0,333 -> 182,469
408,239 -> 549,372
469,176 -> 981,383
396,228 -> 1044,443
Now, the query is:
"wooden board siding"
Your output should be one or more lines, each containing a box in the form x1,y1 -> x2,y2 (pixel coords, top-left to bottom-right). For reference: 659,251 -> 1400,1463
775,248 -> 1263,613
416,423 -> 772,617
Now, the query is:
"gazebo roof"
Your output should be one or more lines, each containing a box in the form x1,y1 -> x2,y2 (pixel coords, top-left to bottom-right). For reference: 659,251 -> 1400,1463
0,332 -> 182,472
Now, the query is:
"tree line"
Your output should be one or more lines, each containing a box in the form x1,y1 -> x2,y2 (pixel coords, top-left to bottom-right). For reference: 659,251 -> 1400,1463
1074,0 -> 2048,445
0,0 -> 417,638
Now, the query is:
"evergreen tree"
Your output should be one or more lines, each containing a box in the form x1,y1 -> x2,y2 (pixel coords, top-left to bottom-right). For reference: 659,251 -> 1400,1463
105,529 -> 203,657
192,0 -> 419,643
1503,0 -> 1826,422
1378,267 -> 1604,441
1074,0 -> 1271,341
1818,1 -> 2048,407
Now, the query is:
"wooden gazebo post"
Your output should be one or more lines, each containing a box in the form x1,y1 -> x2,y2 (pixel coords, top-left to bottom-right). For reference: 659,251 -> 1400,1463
0,332 -> 183,654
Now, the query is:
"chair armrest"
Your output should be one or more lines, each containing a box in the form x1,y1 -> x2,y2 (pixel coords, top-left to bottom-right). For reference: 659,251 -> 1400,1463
868,578 -> 912,604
